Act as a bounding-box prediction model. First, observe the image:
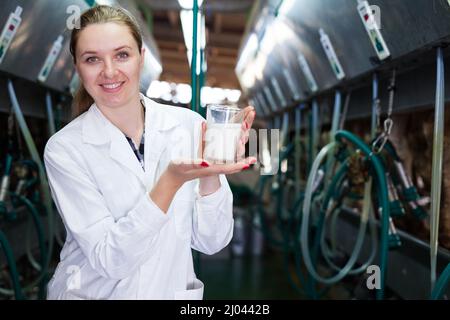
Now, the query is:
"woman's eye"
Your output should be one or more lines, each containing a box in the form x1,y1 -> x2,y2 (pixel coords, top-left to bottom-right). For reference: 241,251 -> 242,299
117,52 -> 129,60
86,56 -> 99,63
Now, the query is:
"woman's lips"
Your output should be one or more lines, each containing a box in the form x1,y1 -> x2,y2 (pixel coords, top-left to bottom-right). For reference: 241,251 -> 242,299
100,81 -> 125,93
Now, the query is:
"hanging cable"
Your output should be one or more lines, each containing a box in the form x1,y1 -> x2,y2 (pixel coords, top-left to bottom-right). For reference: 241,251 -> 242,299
7,79 -> 54,296
430,47 -> 445,290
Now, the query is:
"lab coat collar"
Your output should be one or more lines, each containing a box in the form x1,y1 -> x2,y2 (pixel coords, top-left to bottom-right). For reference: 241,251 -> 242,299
81,94 -> 180,145
81,94 -> 181,187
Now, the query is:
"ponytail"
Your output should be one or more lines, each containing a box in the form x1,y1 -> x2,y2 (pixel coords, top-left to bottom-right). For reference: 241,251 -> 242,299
72,84 -> 94,119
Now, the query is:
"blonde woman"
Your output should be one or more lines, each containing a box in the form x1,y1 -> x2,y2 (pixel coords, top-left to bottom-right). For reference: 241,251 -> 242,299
44,5 -> 255,299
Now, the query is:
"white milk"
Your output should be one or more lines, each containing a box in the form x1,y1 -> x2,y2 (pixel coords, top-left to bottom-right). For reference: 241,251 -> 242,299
204,123 -> 242,163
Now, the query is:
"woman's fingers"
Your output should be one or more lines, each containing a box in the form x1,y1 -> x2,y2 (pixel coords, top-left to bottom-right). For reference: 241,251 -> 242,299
239,106 -> 255,151
171,157 -> 257,181
237,106 -> 255,160
226,157 -> 257,173
198,121 -> 207,158
198,157 -> 257,175
237,143 -> 246,160
171,158 -> 210,171
242,106 -> 256,131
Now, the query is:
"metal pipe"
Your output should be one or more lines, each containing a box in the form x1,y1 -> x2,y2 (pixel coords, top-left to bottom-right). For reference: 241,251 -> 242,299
430,47 -> 445,290
46,91 -> 56,136
190,0 -> 198,112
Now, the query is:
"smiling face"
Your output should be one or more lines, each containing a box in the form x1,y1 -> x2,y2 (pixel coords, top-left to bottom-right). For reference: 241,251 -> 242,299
74,22 -> 144,109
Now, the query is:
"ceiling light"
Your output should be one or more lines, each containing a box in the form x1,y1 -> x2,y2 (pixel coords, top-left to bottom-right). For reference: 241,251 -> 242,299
277,0 -> 295,16
178,0 -> 204,10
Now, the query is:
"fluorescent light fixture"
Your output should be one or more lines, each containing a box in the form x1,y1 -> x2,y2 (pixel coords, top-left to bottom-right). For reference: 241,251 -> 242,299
215,88 -> 227,101
178,0 -> 204,10
186,49 -> 202,75
147,81 -> 161,98
180,9 -> 203,72
162,82 -> 177,101
260,19 -> 294,55
196,13 -> 206,75
176,83 -> 192,104
241,70 -> 255,88
277,0 -> 295,16
235,32 -> 258,74
180,10 -> 194,51
147,80 -> 193,104
254,52 -> 267,81
200,13 -> 206,49
147,80 -> 171,99
149,81 -> 239,105
224,89 -> 241,103
201,86 -> 241,105
201,49 -> 207,73
260,24 -> 276,55
277,21 -> 295,44
95,0 -> 115,5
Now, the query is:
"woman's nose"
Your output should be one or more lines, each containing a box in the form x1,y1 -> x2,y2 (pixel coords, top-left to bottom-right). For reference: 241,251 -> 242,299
102,59 -> 119,79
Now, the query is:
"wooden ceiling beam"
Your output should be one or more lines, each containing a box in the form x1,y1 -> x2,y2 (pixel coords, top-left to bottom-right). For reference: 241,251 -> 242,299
209,46 -> 238,57
208,32 -> 242,48
208,56 -> 236,65
167,10 -> 179,27
214,13 -> 223,33
157,39 -> 186,51
159,49 -> 188,61
153,25 -> 241,48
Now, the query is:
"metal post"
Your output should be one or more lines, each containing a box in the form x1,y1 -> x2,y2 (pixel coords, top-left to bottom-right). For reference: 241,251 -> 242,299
190,0 -> 198,112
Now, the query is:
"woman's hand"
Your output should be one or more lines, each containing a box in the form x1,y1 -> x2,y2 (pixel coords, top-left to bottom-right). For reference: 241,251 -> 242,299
236,105 -> 256,161
150,106 -> 257,212
150,157 -> 256,213
197,105 -> 257,194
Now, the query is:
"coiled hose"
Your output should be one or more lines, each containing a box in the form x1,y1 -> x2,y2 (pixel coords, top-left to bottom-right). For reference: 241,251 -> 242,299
430,263 -> 450,300
301,130 -> 390,299
0,230 -> 24,300
0,192 -> 48,299
7,80 -> 54,297
316,160 -> 378,276
301,142 -> 371,285
335,130 -> 390,300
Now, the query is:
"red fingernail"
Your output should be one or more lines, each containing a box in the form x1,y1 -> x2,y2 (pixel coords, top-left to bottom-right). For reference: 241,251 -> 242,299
201,161 -> 209,167
242,165 -> 250,170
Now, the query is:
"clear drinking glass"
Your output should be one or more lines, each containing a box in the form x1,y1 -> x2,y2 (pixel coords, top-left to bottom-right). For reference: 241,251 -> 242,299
204,104 -> 244,163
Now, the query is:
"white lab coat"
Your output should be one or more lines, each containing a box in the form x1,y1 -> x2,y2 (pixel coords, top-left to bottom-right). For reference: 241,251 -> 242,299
44,94 -> 234,300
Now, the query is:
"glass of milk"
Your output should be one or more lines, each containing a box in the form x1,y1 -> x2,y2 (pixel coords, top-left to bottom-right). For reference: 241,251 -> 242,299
204,104 -> 244,163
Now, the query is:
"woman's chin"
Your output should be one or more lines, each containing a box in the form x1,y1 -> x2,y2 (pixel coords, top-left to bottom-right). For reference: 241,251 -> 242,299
95,92 -> 128,108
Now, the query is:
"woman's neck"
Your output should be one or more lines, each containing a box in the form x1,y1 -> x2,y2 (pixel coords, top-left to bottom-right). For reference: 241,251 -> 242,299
98,96 -> 145,145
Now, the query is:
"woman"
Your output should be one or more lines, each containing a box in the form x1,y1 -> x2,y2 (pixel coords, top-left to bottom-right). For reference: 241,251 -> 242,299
44,5 -> 255,300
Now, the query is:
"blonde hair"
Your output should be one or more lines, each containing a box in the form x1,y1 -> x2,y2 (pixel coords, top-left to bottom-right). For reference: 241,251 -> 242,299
70,5 -> 143,117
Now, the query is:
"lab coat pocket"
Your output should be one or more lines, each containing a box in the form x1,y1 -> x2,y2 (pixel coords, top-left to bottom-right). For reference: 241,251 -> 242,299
174,278 -> 204,300
173,200 -> 194,240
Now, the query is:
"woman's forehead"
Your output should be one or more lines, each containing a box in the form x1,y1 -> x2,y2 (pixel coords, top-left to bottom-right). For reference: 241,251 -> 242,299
76,22 -> 137,53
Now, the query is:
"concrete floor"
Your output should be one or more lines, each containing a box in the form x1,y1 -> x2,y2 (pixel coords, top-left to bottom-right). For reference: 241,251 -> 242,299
197,249 -> 305,300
